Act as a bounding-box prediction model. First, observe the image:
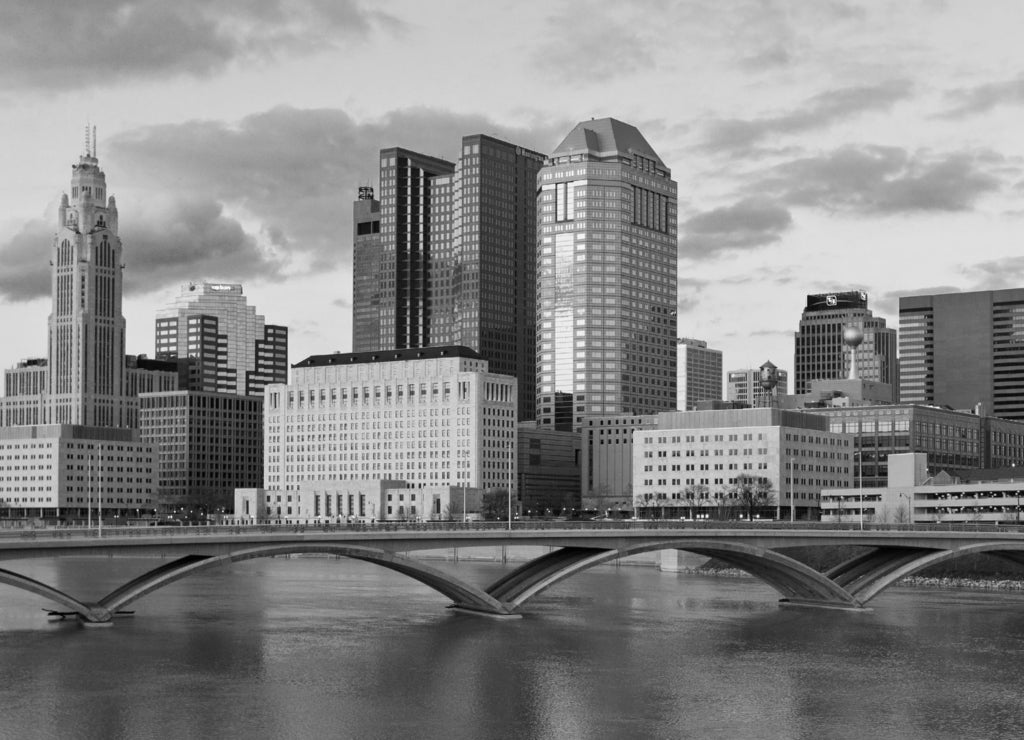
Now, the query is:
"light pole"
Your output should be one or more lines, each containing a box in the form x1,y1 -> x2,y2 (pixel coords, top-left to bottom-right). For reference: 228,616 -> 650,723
98,447 -> 103,539
789,456 -> 795,523
857,449 -> 863,531
507,436 -> 513,531
776,465 -> 781,522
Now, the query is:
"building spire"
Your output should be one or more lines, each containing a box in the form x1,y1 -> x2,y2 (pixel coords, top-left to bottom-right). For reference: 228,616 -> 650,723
83,123 -> 97,158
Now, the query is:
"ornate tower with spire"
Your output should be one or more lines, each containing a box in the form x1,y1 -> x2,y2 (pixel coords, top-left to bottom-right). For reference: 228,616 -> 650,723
46,128 -> 128,426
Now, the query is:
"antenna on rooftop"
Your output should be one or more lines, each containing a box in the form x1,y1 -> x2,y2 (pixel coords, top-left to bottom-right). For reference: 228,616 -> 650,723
84,123 -> 91,157
92,125 -> 97,157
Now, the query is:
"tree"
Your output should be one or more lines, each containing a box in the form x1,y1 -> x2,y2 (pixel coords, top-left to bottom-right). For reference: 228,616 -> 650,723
729,475 -> 775,522
442,499 -> 463,522
481,488 -> 511,521
684,483 -> 709,519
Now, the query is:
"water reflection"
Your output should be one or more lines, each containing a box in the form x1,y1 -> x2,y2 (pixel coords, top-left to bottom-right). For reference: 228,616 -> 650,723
1,557 -> 1024,739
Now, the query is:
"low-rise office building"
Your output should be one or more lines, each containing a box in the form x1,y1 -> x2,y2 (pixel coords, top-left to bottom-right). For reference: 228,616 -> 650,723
632,408 -> 853,519
139,391 -> 263,518
0,425 -> 155,520
822,452 -> 1024,525
518,422 -> 581,516
581,413 -> 658,516
803,403 -> 1024,488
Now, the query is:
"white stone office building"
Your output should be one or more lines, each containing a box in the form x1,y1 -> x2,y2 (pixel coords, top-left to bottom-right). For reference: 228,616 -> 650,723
253,346 -> 517,521
0,425 -> 155,520
632,408 -> 853,520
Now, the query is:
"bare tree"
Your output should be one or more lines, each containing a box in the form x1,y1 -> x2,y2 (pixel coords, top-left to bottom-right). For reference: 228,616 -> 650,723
684,483 -> 709,519
729,475 -> 775,522
481,488 -> 511,521
442,499 -> 463,522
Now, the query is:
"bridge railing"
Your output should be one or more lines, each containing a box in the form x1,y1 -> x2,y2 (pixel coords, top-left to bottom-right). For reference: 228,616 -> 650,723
2,519 -> 1024,541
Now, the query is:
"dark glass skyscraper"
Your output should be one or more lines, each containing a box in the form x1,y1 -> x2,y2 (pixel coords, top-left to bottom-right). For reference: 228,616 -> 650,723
352,186 -> 382,353
794,291 -> 897,396
372,148 -> 455,350
900,288 -> 1024,419
535,118 -> 678,431
353,136 -> 544,421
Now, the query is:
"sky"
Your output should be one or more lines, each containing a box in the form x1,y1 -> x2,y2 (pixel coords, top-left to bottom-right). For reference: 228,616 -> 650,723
2,0 -> 1024,380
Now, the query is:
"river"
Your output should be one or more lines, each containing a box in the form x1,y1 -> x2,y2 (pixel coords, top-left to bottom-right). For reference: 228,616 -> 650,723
1,555 -> 1023,740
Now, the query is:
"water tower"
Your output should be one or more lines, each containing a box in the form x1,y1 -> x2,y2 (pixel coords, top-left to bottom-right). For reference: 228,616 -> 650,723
843,325 -> 864,380
758,360 -> 779,407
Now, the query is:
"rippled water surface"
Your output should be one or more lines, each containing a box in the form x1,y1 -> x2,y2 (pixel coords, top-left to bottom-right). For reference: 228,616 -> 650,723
1,556 -> 1024,740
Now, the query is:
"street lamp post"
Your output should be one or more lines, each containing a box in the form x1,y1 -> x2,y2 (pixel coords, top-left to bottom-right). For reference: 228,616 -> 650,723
789,456 -> 795,523
776,466 -> 781,521
98,448 -> 103,539
87,454 -> 92,530
857,449 -> 864,531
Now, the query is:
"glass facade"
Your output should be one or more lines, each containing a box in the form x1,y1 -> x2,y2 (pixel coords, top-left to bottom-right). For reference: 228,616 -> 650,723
536,119 -> 678,431
358,138 -> 542,421
794,292 -> 897,395
899,289 -> 1024,420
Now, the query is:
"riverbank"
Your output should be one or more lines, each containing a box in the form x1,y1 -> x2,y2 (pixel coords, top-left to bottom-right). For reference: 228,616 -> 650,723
691,563 -> 1024,591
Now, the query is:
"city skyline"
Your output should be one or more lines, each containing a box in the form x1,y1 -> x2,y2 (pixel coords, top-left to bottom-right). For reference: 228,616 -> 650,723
2,2 -> 1024,376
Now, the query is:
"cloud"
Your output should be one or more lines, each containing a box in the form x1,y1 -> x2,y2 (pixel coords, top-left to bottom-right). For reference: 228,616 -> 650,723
676,277 -> 712,315
121,199 -> 284,296
0,200 -> 282,303
702,80 -> 913,151
0,219 -> 54,302
0,0 -> 401,90
529,1 -> 661,80
0,106 -> 570,303
108,106 -> 567,269
873,285 -> 961,315
966,257 -> 1024,292
680,198 -> 792,258
754,145 -> 1003,213
942,75 -> 1024,119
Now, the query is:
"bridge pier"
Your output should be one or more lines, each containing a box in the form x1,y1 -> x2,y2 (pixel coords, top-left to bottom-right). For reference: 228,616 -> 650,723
78,603 -> 114,625
779,598 -> 871,612
447,605 -> 522,619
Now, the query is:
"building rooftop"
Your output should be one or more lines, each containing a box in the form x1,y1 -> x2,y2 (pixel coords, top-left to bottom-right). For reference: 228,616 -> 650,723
294,346 -> 484,368
550,118 -> 667,170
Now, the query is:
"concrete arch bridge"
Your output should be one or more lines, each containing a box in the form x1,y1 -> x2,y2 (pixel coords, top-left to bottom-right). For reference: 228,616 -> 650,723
1,525 -> 1022,624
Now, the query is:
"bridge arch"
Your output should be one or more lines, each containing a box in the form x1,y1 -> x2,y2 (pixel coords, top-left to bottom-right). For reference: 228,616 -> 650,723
0,567 -> 99,620
1,544 -> 518,623
485,540 -> 864,610
831,542 -> 1024,604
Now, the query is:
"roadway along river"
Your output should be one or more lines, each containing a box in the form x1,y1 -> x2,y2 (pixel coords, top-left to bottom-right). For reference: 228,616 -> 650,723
1,556 -> 1023,739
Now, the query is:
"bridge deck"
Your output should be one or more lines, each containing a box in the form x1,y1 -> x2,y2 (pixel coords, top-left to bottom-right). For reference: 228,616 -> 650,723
1,523 -> 1022,624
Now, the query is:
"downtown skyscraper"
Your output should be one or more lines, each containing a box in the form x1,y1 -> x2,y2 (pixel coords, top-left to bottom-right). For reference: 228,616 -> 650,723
48,137 -> 129,426
900,288 -> 1024,419
0,134 -> 158,518
155,282 -> 288,397
536,118 -> 678,430
353,136 -> 544,421
794,291 -> 897,397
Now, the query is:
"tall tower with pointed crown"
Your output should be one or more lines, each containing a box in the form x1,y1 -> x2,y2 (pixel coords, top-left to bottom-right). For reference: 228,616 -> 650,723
46,129 -> 128,426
